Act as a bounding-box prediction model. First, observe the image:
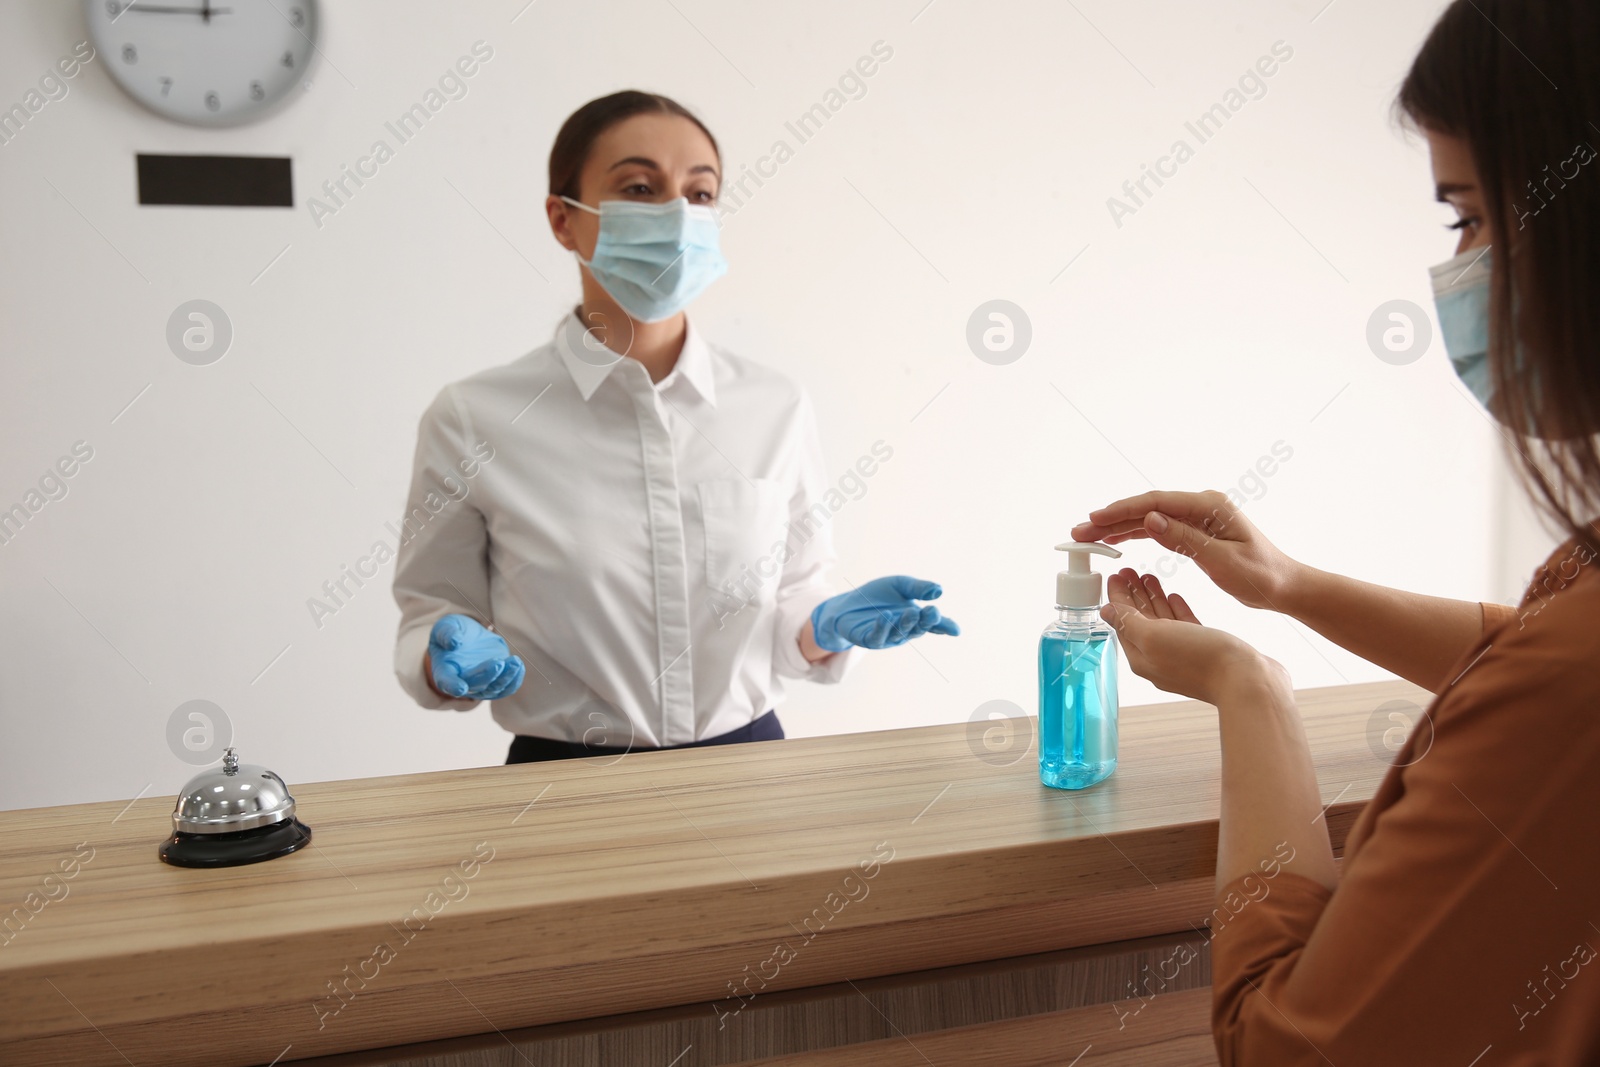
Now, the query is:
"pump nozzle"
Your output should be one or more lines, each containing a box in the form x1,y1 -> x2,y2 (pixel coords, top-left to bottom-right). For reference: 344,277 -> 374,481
1053,541 -> 1122,609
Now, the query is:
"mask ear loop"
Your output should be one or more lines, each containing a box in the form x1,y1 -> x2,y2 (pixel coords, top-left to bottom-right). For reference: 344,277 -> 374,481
559,195 -> 645,336
558,195 -> 602,270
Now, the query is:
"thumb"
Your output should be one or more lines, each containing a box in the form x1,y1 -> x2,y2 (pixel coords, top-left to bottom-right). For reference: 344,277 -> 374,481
432,657 -> 469,698
1144,511 -> 1208,560
885,575 -> 942,601
431,614 -> 466,650
1099,602 -> 1144,650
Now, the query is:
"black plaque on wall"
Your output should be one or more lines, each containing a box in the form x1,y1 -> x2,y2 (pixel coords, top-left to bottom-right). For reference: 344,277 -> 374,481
136,154 -> 293,207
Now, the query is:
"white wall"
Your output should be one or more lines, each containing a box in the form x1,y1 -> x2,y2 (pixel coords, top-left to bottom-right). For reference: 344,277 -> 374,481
0,0 -> 1544,811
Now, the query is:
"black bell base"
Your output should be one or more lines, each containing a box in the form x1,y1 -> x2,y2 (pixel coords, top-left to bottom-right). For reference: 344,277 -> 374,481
159,818 -> 313,868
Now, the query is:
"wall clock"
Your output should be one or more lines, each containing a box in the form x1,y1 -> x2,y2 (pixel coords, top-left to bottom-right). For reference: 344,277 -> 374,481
84,0 -> 320,127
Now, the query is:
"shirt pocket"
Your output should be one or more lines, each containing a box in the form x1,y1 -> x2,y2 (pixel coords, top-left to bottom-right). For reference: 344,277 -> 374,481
698,477 -> 790,600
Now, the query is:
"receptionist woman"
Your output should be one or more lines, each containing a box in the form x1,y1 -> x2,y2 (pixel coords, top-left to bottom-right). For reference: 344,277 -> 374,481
391,91 -> 958,764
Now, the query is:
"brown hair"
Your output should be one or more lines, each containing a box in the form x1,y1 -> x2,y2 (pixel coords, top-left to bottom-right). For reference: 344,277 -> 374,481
1398,0 -> 1600,554
547,90 -> 720,202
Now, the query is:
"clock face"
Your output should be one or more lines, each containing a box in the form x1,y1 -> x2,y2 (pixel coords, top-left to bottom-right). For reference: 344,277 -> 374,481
84,0 -> 320,127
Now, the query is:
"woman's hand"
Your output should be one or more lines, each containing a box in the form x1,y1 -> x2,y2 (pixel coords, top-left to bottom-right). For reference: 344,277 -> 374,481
427,614 -> 526,700
1072,490 -> 1302,611
809,576 -> 960,652
1108,569 -> 1334,903
1100,569 -> 1283,706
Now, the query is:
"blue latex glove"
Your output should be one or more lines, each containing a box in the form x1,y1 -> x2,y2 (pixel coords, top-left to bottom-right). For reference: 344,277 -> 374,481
810,576 -> 961,652
428,614 -> 525,700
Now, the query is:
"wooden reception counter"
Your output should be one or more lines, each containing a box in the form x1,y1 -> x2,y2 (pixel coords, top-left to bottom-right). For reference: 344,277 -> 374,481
0,679 -> 1429,1067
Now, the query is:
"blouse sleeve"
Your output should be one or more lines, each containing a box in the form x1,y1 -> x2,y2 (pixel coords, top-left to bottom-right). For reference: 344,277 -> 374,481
391,385 -> 491,712
1210,573 -> 1600,1064
769,386 -> 859,683
1481,600 -> 1519,632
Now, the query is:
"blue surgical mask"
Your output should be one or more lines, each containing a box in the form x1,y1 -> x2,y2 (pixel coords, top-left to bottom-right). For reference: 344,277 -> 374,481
1429,245 -> 1496,405
561,195 -> 727,323
1429,243 -> 1543,427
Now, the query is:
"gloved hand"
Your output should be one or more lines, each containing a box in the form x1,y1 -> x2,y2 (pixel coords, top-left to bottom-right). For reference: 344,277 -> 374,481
428,614 -> 525,700
810,576 -> 961,652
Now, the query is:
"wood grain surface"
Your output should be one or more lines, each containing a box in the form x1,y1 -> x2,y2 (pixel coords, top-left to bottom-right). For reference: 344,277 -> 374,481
734,986 -> 1217,1066
289,928 -> 1217,1066
0,679 -> 1427,1066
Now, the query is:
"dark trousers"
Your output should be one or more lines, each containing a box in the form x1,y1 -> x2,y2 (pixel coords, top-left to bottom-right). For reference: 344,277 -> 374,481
505,709 -> 784,765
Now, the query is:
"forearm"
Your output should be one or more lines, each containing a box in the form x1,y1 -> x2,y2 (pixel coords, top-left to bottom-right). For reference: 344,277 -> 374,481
798,620 -> 835,664
1214,664 -> 1338,894
1277,562 -> 1489,692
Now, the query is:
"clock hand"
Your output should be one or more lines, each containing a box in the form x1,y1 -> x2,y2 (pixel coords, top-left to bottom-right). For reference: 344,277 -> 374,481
123,5 -> 234,14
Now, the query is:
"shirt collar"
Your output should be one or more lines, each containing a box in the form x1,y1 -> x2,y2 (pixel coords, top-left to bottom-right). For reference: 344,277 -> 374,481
552,310 -> 717,407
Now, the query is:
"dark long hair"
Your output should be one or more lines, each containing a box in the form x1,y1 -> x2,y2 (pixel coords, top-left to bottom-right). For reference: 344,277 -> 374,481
1398,0 -> 1600,554
547,90 -> 719,201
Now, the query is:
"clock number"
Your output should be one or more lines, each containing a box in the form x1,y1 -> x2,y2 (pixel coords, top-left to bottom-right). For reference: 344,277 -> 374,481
290,7 -> 306,27
122,44 -> 137,64
282,51 -> 296,69
106,1 -> 122,15
250,81 -> 265,101
204,91 -> 220,112
159,77 -> 172,97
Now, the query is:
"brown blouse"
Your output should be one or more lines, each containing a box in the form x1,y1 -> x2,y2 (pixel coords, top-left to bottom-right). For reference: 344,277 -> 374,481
1211,525 -> 1600,1066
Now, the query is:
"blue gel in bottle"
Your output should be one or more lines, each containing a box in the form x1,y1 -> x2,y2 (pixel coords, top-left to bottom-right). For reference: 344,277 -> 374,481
1039,610 -> 1119,789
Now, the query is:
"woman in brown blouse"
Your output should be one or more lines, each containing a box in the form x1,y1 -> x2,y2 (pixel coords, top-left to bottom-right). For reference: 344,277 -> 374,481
1070,1 -> 1600,1063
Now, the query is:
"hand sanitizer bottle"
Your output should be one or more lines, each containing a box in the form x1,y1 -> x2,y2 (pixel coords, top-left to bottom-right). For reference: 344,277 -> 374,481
1039,541 -> 1122,790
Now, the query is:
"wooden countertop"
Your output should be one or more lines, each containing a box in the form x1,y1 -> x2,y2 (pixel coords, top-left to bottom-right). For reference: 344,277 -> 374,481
0,679 -> 1428,1067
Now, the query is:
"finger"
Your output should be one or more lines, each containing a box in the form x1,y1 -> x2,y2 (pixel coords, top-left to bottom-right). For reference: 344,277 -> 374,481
482,658 -> 525,700
431,614 -> 467,651
862,606 -> 913,648
433,659 -> 470,698
913,605 -> 961,637
1103,530 -> 1154,546
1142,510 -> 1225,562
1087,490 -> 1239,530
483,657 -> 520,699
850,607 -> 901,649
1168,592 -> 1202,625
887,575 -> 942,601
1071,518 -> 1149,541
1106,573 -> 1148,618
461,657 -> 509,691
1141,573 -> 1178,621
481,672 -> 512,701
893,605 -> 921,642
1115,569 -> 1155,616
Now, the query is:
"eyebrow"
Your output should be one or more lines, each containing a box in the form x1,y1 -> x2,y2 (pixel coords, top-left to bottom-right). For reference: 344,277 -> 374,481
606,156 -> 721,180
1435,181 -> 1477,201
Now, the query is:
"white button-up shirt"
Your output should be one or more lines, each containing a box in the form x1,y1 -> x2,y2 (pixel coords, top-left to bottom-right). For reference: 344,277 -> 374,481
392,311 -> 858,746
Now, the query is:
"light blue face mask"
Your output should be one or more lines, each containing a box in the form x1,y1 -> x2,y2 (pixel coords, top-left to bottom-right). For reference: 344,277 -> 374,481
561,195 -> 727,323
1429,244 -> 1538,423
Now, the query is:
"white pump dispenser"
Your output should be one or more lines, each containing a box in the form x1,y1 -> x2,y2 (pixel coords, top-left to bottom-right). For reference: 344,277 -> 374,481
1053,541 -> 1122,609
